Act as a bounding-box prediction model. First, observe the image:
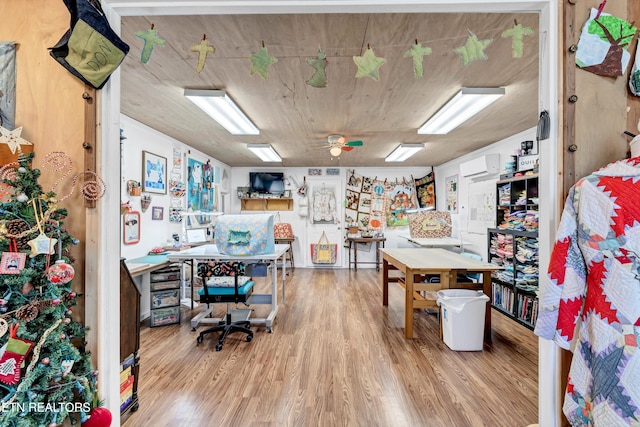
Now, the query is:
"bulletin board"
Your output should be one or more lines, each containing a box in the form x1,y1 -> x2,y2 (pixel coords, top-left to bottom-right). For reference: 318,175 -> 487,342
467,180 -> 496,234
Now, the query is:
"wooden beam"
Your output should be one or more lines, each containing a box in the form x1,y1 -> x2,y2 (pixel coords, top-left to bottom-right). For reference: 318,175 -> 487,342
83,86 -> 96,208
563,0 -> 578,198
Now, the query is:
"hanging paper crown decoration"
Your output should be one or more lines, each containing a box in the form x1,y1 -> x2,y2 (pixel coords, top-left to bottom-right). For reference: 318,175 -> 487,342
501,22 -> 535,58
353,46 -> 386,81
0,126 -> 32,155
306,49 -> 328,88
190,34 -> 215,73
454,31 -> 493,66
249,42 -> 278,79
403,40 -> 433,78
135,24 -> 166,64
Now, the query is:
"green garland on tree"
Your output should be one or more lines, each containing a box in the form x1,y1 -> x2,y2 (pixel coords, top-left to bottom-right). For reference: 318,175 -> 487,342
0,153 -> 99,427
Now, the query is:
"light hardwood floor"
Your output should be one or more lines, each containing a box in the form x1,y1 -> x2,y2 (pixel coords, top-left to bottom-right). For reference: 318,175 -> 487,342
126,268 -> 538,427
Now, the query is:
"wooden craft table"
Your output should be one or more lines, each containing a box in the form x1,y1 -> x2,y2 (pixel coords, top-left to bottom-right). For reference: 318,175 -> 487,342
380,248 -> 501,340
347,236 -> 386,271
399,235 -> 470,250
275,237 -> 295,271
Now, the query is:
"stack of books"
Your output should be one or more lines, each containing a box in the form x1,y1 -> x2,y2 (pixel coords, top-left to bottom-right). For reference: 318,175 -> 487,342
120,354 -> 135,412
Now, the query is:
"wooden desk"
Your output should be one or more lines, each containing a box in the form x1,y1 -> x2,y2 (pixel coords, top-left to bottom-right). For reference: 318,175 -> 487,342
380,248 -> 501,339
275,237 -> 295,271
347,236 -> 386,271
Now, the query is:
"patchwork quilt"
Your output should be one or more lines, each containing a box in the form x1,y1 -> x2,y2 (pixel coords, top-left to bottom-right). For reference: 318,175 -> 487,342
535,156 -> 640,426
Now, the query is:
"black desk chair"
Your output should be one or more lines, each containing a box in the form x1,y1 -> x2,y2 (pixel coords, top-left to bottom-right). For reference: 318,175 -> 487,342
196,261 -> 254,351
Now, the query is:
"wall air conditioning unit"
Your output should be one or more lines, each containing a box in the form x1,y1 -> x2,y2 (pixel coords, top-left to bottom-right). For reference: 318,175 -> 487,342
459,154 -> 500,179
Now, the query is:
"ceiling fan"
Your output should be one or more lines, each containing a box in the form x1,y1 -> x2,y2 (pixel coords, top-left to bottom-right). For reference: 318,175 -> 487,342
325,134 -> 364,157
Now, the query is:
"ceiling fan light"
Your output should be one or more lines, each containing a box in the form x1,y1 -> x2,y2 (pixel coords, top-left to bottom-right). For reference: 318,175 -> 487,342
330,147 -> 342,157
418,87 -> 505,135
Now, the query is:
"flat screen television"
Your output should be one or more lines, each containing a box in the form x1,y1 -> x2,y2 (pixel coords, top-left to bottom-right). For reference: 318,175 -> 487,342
249,172 -> 285,195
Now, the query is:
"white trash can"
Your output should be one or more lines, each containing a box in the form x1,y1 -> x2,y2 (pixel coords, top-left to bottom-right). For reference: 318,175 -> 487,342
436,289 -> 490,351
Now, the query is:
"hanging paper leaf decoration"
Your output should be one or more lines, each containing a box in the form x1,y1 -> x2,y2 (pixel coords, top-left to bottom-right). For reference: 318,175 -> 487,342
306,49 -> 328,88
453,32 -> 492,67
353,47 -> 386,81
249,46 -> 278,79
501,23 -> 534,58
403,42 -> 432,78
135,27 -> 166,64
190,37 -> 215,73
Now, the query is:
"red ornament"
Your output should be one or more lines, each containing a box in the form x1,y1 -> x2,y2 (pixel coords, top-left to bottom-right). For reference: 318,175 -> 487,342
47,260 -> 75,284
82,407 -> 112,427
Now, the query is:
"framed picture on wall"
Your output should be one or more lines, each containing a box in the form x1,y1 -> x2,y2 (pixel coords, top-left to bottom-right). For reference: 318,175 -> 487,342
123,211 -> 141,245
142,151 -> 167,194
445,175 -> 458,214
152,206 -> 164,220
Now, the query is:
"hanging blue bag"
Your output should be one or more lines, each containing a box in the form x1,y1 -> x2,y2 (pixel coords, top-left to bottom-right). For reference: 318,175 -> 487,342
49,0 -> 129,89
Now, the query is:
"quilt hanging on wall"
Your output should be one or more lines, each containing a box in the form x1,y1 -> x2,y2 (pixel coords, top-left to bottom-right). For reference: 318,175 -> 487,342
187,158 -> 216,219
345,171 -> 383,230
414,172 -> 436,210
385,179 -> 419,228
0,42 -> 16,131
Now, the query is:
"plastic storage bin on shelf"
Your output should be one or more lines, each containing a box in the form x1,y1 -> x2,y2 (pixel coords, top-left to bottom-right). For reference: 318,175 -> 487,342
436,289 -> 490,351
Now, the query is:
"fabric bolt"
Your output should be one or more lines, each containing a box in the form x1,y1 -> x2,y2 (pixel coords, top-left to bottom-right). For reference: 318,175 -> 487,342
535,156 -> 640,426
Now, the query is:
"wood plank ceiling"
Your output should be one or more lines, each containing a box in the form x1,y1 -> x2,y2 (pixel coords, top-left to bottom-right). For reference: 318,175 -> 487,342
120,12 -> 539,167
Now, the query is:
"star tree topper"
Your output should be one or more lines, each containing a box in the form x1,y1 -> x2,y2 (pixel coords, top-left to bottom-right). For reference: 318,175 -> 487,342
249,44 -> 278,79
454,32 -> 493,67
353,47 -> 386,81
403,41 -> 433,78
0,126 -> 33,155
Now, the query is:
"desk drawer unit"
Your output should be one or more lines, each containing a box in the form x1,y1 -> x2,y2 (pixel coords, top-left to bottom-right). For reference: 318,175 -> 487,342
149,265 -> 181,327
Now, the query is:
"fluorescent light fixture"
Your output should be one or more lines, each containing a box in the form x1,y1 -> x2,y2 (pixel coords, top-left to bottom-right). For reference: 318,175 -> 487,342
184,89 -> 259,135
247,144 -> 282,162
418,87 -> 505,135
385,143 -> 424,162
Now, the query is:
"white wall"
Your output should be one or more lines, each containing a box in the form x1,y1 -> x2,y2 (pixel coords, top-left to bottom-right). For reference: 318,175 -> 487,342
119,115 -> 231,261
231,166 -> 433,268
434,127 -> 537,260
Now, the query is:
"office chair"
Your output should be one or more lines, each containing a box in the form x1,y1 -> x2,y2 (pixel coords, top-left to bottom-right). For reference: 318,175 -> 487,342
195,261 -> 254,351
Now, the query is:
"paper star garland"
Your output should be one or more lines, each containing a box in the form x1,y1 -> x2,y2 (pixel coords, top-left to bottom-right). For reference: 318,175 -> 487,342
353,47 -> 386,81
501,23 -> 534,58
190,36 -> 215,73
306,49 -> 328,88
454,33 -> 492,66
135,26 -> 166,64
249,46 -> 278,79
0,126 -> 32,155
403,41 -> 432,78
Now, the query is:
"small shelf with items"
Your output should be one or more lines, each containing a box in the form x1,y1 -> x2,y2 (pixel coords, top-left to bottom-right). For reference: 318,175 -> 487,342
488,172 -> 539,330
149,265 -> 181,327
241,198 -> 293,211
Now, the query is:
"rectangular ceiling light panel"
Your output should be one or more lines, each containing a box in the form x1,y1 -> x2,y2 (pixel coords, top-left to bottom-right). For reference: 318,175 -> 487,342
418,87 -> 505,135
184,89 -> 259,135
247,144 -> 282,162
385,143 -> 424,162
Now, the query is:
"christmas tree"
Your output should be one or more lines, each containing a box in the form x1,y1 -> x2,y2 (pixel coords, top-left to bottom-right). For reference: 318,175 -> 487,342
0,152 -> 100,426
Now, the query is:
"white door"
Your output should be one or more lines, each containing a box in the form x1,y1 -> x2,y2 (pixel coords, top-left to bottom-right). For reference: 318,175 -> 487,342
304,175 -> 344,268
